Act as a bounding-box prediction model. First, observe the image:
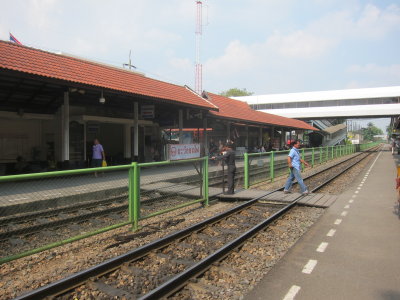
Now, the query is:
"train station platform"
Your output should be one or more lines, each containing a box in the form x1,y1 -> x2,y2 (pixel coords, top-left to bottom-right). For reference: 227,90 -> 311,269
245,146 -> 400,300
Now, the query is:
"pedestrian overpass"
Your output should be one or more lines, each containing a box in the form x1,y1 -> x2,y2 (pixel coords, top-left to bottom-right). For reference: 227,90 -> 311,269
234,86 -> 400,119
234,86 -> 400,146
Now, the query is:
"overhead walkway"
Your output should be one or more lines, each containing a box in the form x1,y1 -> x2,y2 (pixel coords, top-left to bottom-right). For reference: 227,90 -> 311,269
244,145 -> 400,300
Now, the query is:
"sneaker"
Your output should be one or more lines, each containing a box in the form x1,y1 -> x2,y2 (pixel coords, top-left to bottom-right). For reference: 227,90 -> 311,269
302,190 -> 309,195
283,190 -> 291,194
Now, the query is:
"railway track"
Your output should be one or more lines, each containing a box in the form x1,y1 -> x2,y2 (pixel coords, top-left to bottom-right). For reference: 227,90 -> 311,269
0,148 -> 371,243
14,146 -> 381,299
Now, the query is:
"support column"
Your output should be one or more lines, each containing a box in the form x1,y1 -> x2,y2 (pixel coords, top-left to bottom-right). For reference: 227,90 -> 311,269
124,124 -> 132,159
245,126 -> 249,149
281,127 -> 285,149
134,102 -> 139,160
270,126 -> 275,149
179,109 -> 183,144
203,116 -> 208,155
62,91 -> 69,161
227,122 -> 231,143
259,127 -> 263,146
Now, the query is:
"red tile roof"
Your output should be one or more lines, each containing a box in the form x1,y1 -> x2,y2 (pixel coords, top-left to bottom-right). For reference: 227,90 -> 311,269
0,41 -> 218,110
206,92 -> 318,131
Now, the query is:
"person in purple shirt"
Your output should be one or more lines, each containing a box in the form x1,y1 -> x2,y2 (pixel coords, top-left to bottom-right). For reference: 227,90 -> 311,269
283,139 -> 310,195
91,138 -> 105,168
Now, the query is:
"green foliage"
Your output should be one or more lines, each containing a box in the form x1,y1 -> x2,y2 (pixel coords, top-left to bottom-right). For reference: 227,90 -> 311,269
361,122 -> 383,142
220,88 -> 253,97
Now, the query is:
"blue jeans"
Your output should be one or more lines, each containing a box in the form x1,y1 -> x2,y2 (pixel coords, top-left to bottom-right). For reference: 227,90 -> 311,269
284,167 -> 308,193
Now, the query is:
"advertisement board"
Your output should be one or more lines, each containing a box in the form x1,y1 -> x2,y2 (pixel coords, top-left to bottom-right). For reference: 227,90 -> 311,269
168,144 -> 200,161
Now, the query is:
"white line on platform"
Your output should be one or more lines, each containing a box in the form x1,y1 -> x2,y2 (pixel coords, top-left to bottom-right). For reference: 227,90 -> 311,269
334,219 -> 342,225
341,211 -> 348,217
355,191 -> 359,194
358,184 -> 363,187
302,259 -> 318,274
8,197 -> 28,202
327,229 -> 336,237
352,195 -> 357,198
357,187 -> 361,190
283,285 -> 301,300
74,189 -> 87,192
349,199 -> 354,203
317,242 -> 329,253
344,205 -> 350,209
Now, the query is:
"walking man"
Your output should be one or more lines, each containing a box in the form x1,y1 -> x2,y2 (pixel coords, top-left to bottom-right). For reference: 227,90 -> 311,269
213,142 -> 236,194
283,140 -> 310,195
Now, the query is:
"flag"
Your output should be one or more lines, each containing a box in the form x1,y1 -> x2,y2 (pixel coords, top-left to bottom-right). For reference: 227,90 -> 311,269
9,33 -> 22,45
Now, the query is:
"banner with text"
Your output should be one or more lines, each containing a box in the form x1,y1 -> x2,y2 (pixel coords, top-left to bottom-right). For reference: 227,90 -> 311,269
168,144 -> 200,161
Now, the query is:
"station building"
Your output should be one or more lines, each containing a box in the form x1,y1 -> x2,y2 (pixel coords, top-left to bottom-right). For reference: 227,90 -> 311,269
0,41 -> 316,175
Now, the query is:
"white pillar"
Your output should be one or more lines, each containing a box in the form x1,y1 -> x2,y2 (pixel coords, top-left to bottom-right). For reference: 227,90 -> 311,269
245,126 -> 249,148
83,122 -> 87,161
134,102 -> 139,158
179,109 -> 183,144
203,116 -> 208,155
124,124 -> 132,159
227,122 -> 231,143
62,91 -> 69,161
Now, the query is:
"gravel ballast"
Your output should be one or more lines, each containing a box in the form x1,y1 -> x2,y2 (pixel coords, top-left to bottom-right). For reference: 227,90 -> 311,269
0,150 -> 378,299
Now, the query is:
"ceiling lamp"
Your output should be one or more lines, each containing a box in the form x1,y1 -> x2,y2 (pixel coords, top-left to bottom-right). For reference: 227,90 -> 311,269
99,90 -> 105,104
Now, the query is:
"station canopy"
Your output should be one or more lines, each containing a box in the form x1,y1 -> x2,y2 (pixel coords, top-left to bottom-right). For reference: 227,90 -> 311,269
0,41 -> 218,114
0,41 -> 317,131
204,92 -> 318,131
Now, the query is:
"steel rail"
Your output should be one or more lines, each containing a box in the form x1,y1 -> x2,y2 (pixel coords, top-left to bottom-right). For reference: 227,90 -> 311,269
14,147 -> 380,300
138,147 -> 381,299
14,188 -> 278,300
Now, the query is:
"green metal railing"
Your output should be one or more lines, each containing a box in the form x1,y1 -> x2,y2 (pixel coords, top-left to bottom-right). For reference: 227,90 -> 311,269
0,141 -> 380,264
0,157 -> 209,264
244,143 -> 362,188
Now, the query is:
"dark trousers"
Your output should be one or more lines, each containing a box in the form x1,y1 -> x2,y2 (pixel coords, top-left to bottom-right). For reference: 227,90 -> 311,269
227,166 -> 236,194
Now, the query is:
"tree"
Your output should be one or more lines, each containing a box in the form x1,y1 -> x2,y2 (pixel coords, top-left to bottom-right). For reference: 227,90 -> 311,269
220,88 -> 253,97
361,122 -> 383,142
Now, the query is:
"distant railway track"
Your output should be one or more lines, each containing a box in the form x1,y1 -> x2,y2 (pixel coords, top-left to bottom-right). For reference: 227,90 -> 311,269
14,146 -> 381,299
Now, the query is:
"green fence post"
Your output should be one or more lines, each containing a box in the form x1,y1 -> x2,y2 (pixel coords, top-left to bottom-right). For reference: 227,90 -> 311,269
325,146 -> 328,161
301,148 -> 305,171
132,162 -> 140,231
270,151 -> 275,182
128,162 -> 135,228
319,147 -> 322,164
331,146 -> 334,160
203,156 -> 209,206
311,148 -> 315,167
244,152 -> 249,189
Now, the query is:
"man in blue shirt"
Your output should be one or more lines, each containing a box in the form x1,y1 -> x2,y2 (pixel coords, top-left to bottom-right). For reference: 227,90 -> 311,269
283,140 -> 310,195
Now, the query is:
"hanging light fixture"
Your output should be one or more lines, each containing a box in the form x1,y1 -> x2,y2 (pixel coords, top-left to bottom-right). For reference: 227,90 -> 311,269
99,90 -> 105,104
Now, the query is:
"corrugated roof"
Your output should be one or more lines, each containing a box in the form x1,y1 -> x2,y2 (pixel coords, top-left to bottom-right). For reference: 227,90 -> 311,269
0,41 -> 218,111
206,92 -> 318,131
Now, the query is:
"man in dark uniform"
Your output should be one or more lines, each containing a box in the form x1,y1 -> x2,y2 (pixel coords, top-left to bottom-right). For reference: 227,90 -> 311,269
213,142 -> 236,194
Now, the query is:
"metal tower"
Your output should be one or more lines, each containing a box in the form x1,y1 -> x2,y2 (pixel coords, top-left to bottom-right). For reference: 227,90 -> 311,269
195,1 -> 203,95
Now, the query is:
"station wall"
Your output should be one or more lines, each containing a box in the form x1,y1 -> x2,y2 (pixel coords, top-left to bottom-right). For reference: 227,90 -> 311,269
0,117 -> 55,163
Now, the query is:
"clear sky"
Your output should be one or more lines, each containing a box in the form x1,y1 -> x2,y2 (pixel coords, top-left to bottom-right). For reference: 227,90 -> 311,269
1,0 -> 399,130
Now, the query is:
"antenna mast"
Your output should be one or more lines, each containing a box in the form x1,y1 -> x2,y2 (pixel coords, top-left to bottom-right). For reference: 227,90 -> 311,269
123,50 -> 136,70
195,1 -> 203,95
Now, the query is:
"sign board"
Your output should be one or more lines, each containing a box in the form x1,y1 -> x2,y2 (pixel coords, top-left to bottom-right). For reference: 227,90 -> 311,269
141,105 -> 154,119
168,144 -> 200,161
